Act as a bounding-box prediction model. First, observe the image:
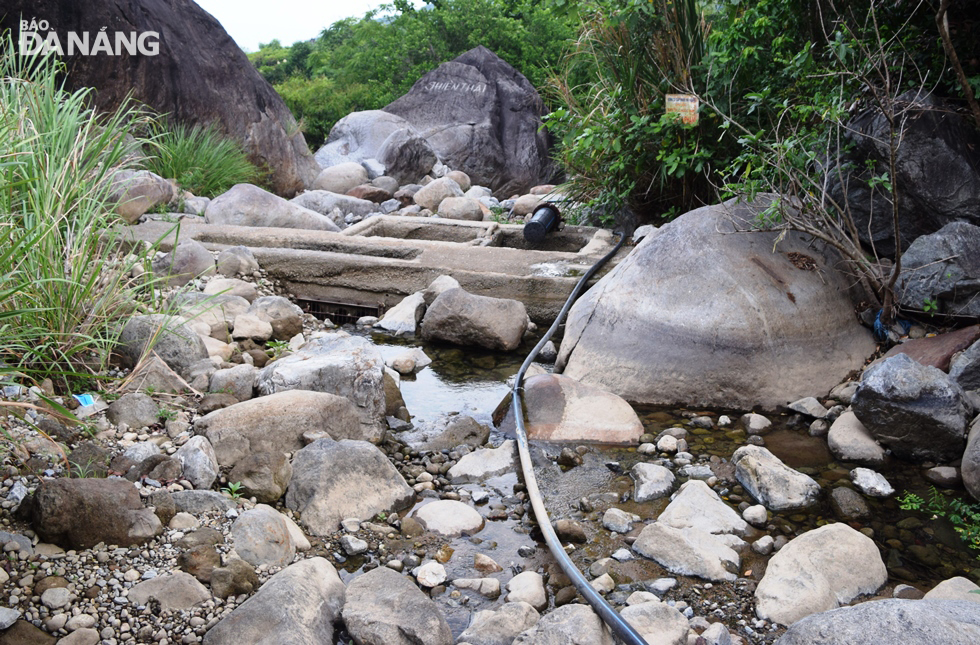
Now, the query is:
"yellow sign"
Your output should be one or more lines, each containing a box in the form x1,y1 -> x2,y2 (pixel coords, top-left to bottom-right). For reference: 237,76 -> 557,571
666,94 -> 699,125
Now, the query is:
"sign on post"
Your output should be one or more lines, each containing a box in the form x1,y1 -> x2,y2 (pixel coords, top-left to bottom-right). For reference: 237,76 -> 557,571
666,94 -> 699,125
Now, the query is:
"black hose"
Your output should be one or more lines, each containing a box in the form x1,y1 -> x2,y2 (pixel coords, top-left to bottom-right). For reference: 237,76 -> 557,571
510,231 -> 650,645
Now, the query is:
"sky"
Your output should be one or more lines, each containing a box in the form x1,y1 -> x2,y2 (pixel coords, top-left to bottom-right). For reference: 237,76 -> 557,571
194,0 -> 395,52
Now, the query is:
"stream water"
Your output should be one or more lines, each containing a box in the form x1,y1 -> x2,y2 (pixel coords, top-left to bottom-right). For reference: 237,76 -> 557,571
353,328 -> 979,637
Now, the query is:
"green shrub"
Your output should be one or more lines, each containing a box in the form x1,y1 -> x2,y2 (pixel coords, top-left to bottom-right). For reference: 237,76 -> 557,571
143,122 -> 259,198
0,37 -> 158,394
545,0 -> 716,224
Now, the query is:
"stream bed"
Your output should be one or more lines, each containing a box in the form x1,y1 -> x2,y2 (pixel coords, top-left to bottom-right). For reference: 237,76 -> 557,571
334,328 -> 980,642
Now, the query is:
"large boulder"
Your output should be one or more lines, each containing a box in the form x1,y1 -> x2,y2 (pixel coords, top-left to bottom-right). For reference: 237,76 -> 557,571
776,599 -> 980,645
493,374 -> 644,443
732,445 -> 821,511
896,221 -> 980,317
1,1 -> 318,196
964,416 -> 980,502
285,439 -> 415,535
421,287 -> 528,351
28,479 -> 162,549
632,522 -> 740,582
202,558 -> 345,645
193,390 -> 363,468
108,170 -> 176,224
256,333 -> 387,440
314,110 -> 416,168
656,480 -> 748,536
169,292 -> 250,338
342,566 -> 452,645
116,314 -> 209,380
755,523 -> 887,625
151,239 -> 215,287
851,353 -> 970,463
383,46 -> 559,197
825,91 -> 980,256
377,127 -> 439,185
555,196 -> 875,410
205,184 -> 340,231
511,603 -> 614,645
290,190 -> 378,219
950,338 -> 980,392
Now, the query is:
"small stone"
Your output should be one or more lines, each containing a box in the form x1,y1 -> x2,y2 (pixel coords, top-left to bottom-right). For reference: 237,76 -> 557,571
340,535 -> 369,556
415,561 -> 447,587
40,586 -> 71,609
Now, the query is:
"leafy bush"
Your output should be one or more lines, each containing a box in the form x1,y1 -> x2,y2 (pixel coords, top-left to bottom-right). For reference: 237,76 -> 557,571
0,38 -> 156,394
545,0 -> 717,225
142,122 -> 259,198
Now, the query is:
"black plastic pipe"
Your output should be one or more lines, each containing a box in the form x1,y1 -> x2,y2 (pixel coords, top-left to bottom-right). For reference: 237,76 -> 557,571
509,231 -> 650,645
523,203 -> 562,244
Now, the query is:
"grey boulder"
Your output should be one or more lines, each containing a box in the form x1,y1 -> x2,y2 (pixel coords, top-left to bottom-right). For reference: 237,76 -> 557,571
193,390 -> 362,468
230,505 -> 296,569
457,602 -> 539,645
826,410 -> 886,467
776,599 -> 980,644
342,566 -> 452,645
657,480 -> 748,536
151,239 -> 215,287
285,439 -> 414,535
108,169 -> 176,224
29,478 -> 162,549
512,603 -> 614,645
825,91 -> 980,256
106,393 -> 160,429
116,314 -> 209,380
632,522 -> 740,582
493,374 -> 644,443
291,189 -> 377,220
963,416 -> 980,502
206,184 -> 340,232
384,46 -> 559,197
732,445 -> 820,511
256,333 -> 387,440
203,558 -> 345,645
555,195 -> 875,410
851,352 -> 969,463
756,523 -> 887,625
173,435 -> 219,490
421,287 -> 528,351
897,221 -> 980,317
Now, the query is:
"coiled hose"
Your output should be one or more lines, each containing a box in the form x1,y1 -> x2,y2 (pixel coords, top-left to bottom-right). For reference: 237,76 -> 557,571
510,231 -> 650,645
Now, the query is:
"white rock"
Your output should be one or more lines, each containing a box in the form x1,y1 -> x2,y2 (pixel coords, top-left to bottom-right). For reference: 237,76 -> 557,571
850,467 -> 894,497
506,571 -> 547,611
414,500 -> 484,537
415,561 -> 447,588
755,523 -> 887,625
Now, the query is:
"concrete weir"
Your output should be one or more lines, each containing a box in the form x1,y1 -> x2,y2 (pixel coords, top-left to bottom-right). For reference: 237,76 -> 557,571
123,216 -> 628,322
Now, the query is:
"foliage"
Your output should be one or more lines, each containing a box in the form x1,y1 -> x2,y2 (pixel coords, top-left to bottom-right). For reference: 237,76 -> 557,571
545,0 -> 717,224
266,340 -> 291,361
898,487 -> 980,559
142,122 -> 260,198
0,37 -> 159,395
221,481 -> 243,499
248,0 -> 577,147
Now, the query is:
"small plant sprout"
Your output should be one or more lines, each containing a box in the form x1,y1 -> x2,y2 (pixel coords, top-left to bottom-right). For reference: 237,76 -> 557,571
221,481 -> 244,499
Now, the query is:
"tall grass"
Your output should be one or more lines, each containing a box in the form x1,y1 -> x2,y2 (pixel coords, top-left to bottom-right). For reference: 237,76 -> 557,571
0,38 -> 156,394
545,0 -> 714,223
142,122 -> 259,198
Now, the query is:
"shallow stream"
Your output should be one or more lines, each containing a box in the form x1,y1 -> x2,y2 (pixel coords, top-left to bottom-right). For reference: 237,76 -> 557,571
349,328 -> 980,639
